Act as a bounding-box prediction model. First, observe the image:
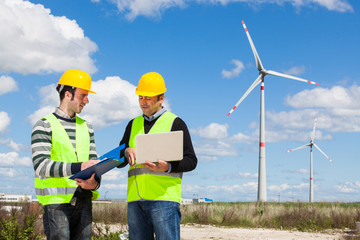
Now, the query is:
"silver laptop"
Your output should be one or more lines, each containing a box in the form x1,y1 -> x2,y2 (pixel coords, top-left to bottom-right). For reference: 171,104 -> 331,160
135,131 -> 183,164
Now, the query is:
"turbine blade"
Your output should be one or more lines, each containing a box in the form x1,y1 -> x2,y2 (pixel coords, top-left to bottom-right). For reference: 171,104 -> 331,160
311,117 -> 318,141
227,75 -> 262,116
286,144 -> 310,153
313,143 -> 333,163
266,70 -> 319,85
242,20 -> 264,72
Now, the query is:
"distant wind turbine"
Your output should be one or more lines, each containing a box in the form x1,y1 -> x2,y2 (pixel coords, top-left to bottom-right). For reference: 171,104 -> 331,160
286,117 -> 333,202
226,20 -> 319,202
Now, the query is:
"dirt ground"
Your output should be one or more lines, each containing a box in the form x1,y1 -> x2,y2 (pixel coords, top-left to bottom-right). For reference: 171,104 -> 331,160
180,224 -> 344,240
99,223 -> 349,240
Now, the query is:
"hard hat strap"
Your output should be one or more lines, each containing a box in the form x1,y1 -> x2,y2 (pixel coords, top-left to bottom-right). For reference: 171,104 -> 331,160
58,84 -> 75,94
58,84 -> 65,93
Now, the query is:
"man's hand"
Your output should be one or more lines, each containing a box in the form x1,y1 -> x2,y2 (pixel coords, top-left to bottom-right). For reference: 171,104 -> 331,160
81,160 -> 100,170
142,159 -> 169,172
126,148 -> 136,166
75,173 -> 98,190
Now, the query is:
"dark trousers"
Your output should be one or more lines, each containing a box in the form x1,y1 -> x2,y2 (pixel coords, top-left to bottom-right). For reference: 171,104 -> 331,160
43,191 -> 92,240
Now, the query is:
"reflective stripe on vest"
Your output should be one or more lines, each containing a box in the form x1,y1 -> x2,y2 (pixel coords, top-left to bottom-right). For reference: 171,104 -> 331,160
35,186 -> 78,196
127,112 -> 183,203
34,113 -> 99,205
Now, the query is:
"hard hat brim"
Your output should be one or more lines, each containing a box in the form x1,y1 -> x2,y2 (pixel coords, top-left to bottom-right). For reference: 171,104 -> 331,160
71,86 -> 97,94
135,89 -> 164,97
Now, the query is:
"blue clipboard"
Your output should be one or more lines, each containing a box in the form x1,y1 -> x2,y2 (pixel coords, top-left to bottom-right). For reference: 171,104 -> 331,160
69,144 -> 125,180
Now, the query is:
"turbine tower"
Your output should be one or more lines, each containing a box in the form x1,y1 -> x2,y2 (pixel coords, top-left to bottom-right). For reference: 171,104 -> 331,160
286,117 -> 333,202
227,20 -> 319,202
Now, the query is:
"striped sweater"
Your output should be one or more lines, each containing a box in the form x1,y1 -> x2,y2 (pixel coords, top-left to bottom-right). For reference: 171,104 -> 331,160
31,108 -> 97,178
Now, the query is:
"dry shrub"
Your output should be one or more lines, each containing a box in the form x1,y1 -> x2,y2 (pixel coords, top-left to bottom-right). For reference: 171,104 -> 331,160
92,203 -> 127,224
3,200 -> 358,238
221,207 -> 237,225
181,201 -> 360,233
181,203 -> 214,224
0,202 -> 42,240
270,204 -> 327,231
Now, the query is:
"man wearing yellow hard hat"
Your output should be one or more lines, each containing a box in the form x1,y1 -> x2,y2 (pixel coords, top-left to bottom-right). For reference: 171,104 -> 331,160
118,72 -> 198,240
31,69 -> 100,240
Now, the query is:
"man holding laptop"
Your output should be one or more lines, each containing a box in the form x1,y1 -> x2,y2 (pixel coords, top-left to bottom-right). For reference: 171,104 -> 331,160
118,72 -> 197,240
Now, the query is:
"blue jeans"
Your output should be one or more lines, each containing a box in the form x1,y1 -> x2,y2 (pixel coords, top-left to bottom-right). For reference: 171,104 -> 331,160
43,197 -> 92,240
127,201 -> 181,240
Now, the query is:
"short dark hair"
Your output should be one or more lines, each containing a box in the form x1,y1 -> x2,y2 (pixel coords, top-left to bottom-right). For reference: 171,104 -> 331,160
157,94 -> 164,100
56,85 -> 76,101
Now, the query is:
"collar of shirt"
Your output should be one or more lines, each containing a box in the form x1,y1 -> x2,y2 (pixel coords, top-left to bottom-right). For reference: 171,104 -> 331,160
143,108 -> 166,122
55,107 -> 75,120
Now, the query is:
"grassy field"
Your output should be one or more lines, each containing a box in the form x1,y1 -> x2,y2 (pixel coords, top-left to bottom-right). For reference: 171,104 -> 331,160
180,202 -> 360,231
1,201 -> 360,239
92,201 -> 360,231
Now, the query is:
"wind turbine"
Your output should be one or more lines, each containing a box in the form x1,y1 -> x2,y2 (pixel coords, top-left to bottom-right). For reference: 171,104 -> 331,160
286,117 -> 333,202
226,20 -> 319,202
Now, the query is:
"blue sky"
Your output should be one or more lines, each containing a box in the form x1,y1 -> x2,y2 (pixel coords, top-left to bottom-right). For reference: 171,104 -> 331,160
0,0 -> 359,202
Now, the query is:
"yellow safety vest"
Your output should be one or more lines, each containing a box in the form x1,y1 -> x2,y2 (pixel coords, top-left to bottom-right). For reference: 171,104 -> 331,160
127,112 -> 183,203
35,113 -> 99,205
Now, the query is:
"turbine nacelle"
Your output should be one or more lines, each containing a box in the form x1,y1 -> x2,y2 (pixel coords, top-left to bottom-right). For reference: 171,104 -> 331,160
260,69 -> 268,76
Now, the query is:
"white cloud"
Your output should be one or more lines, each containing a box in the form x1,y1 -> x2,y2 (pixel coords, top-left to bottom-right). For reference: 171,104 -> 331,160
0,152 -> 31,167
198,155 -> 218,162
101,183 -> 128,191
0,138 -> 28,152
296,168 -> 309,174
0,112 -> 11,133
265,126 -> 333,143
237,172 -> 258,179
230,131 -> 256,144
206,182 -> 258,194
274,85 -> 360,133
109,0 -> 187,20
335,181 -> 360,193
218,171 -> 258,181
284,168 -> 309,174
285,85 -> 360,110
268,182 -> 308,192
209,0 -> 353,12
0,0 -> 98,74
0,167 -> 19,177
222,59 -> 245,79
81,76 -> 142,129
101,169 -> 127,181
28,76 -> 144,129
102,0 -> 353,20
298,0 -> 353,12
28,106 -> 57,127
38,84 -> 60,106
266,110 -> 319,130
190,85 -> 360,161
284,65 -> 306,76
191,123 -> 229,139
194,139 -> 238,157
0,76 -> 18,95
181,184 -> 202,195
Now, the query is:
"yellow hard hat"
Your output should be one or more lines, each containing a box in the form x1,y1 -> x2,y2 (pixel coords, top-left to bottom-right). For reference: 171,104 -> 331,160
135,72 -> 167,97
57,69 -> 96,94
